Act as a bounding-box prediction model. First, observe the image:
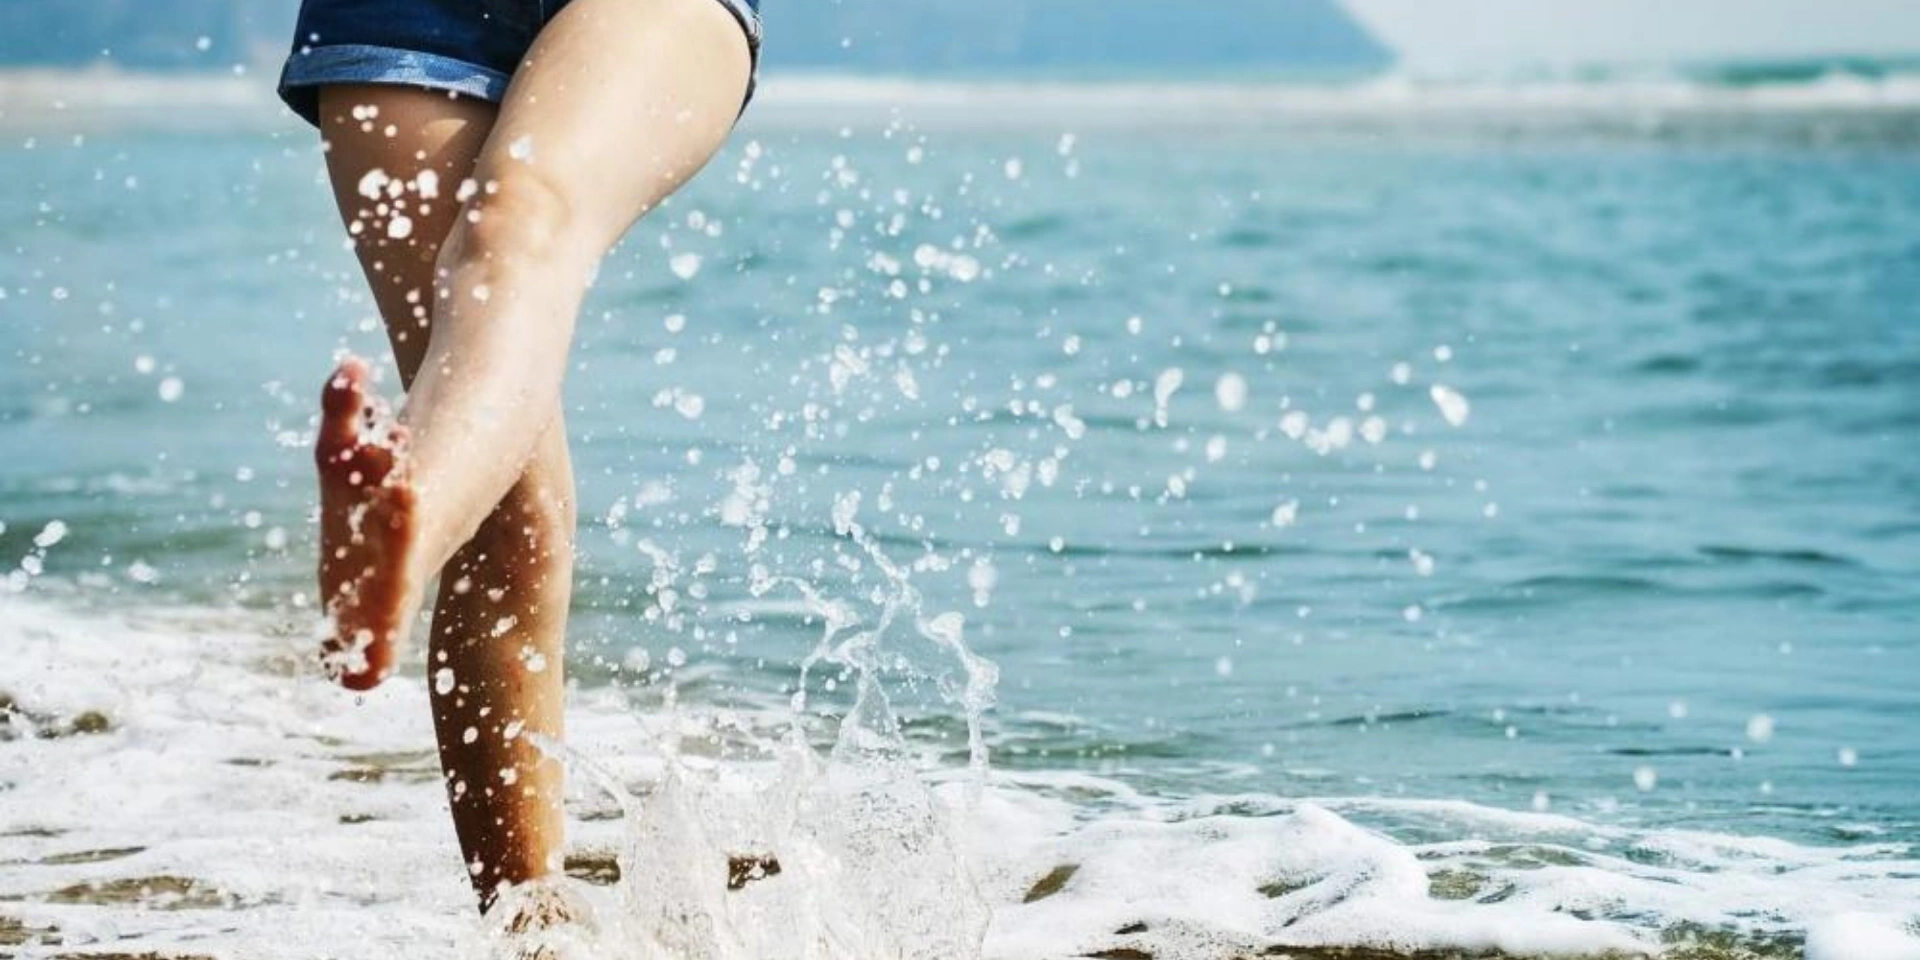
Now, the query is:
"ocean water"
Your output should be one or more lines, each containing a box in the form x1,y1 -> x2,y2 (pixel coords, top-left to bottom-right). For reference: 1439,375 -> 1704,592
3,67 -> 1920,959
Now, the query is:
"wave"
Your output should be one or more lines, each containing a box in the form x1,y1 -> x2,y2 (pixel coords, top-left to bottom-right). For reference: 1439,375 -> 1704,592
1678,55 -> 1920,88
756,54 -> 1920,116
766,77 -> 1920,115
7,55 -> 1920,134
0,65 -> 277,127
3,596 -> 1918,959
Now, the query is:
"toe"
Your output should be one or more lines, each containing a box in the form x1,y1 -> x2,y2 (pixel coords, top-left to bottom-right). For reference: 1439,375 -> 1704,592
349,445 -> 392,488
381,423 -> 413,480
317,356 -> 371,460
345,421 -> 411,490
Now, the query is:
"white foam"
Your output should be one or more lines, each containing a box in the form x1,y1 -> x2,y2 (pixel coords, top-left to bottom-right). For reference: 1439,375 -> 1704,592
8,66 -> 1920,137
0,68 -> 278,130
3,598 -> 1918,959
749,68 -> 1920,126
1806,913 -> 1920,960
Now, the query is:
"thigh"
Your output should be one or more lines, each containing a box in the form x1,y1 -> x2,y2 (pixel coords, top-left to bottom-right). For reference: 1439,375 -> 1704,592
468,0 -> 752,260
281,0 -> 539,128
319,84 -> 497,382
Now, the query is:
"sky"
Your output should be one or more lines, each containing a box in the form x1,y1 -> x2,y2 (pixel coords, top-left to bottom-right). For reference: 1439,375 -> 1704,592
1343,0 -> 1920,67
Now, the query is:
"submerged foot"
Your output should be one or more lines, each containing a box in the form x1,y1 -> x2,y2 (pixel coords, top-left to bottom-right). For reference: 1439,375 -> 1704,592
493,879 -> 594,960
315,356 -> 419,690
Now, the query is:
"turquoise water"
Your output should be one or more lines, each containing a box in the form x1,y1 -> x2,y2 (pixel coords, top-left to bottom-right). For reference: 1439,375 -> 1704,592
3,79 -> 1917,872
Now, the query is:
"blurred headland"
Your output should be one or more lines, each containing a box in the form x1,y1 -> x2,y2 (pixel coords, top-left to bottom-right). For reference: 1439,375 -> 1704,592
0,0 -> 1394,76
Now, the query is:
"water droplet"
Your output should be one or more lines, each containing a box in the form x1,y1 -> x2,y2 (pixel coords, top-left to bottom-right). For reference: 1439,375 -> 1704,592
1430,384 -> 1470,427
33,520 -> 68,548
1271,501 -> 1299,527
1214,372 -> 1248,413
356,168 -> 390,200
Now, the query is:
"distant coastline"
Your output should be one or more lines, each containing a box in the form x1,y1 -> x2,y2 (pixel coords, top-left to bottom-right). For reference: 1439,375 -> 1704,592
3,0 -> 1393,75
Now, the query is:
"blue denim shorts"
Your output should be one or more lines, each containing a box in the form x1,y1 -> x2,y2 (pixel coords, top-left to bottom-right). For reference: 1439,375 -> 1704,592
277,0 -> 761,128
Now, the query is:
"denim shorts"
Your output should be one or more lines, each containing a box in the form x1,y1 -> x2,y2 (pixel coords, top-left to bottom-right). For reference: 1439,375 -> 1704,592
277,0 -> 761,128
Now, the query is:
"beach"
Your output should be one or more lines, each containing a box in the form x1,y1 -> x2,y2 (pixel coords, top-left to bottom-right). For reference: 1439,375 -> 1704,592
3,66 -> 1919,958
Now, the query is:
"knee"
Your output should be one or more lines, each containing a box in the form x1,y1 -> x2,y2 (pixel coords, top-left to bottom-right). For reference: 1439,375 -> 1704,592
476,476 -> 576,554
440,167 -> 576,273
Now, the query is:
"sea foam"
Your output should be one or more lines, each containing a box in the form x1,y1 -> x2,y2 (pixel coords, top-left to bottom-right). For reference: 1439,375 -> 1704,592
7,62 -> 1920,138
4,598 -> 1918,958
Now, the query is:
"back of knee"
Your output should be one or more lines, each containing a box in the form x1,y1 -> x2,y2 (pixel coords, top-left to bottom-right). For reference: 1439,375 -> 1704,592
442,168 -> 576,271
486,478 -> 576,546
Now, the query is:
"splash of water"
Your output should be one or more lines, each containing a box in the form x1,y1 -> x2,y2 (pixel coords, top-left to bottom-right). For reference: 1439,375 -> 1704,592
516,491 -> 998,960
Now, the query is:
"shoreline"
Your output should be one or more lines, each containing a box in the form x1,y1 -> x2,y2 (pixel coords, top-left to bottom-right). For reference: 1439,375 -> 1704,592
2,596 -> 1915,959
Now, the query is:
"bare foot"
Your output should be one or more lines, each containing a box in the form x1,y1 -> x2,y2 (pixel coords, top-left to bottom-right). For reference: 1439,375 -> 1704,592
315,356 -> 419,691
492,879 -> 593,960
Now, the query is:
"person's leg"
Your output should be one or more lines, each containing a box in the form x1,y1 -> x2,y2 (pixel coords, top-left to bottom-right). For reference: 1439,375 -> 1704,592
316,0 -> 750,684
422,421 -> 575,905
399,0 -> 752,580
313,0 -> 751,901
313,85 -> 578,906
